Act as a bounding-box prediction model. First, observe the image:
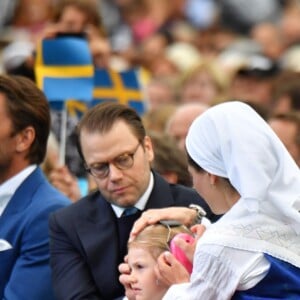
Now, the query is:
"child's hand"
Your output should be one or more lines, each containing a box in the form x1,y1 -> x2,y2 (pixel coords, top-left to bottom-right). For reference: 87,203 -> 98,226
118,256 -> 136,300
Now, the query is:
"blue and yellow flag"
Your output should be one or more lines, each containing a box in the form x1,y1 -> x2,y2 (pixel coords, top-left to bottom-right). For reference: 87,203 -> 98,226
35,37 -> 94,101
92,68 -> 145,115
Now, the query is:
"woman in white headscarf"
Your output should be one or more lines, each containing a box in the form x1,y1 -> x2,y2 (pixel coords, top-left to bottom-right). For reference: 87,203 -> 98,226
156,101 -> 300,299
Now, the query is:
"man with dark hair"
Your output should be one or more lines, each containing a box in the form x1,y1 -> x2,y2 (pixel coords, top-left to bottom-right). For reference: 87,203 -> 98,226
49,102 -> 214,300
0,75 -> 70,300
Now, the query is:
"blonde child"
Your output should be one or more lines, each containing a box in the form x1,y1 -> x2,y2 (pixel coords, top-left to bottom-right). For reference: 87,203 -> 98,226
124,222 -> 193,300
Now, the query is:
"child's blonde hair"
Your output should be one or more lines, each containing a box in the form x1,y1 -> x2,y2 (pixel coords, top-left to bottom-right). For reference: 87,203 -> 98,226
128,223 -> 192,259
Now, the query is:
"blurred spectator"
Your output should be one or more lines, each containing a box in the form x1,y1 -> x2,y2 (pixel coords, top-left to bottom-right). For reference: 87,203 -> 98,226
48,165 -> 88,202
149,131 -> 192,186
42,132 -> 89,202
0,0 -> 18,29
142,104 -> 177,133
43,0 -> 111,68
280,44 -> 300,72
217,38 -> 262,75
146,55 -> 180,78
268,111 -> 300,166
41,131 -> 60,179
195,25 -> 238,59
280,1 -> 300,48
119,0 -> 158,44
251,22 -> 284,61
1,40 -> 35,80
139,31 -> 171,63
243,100 -> 269,120
185,0 -> 217,29
12,0 -> 54,41
169,21 -> 198,44
165,41 -> 202,73
217,0 -> 284,35
2,0 -> 111,77
144,77 -> 178,111
165,102 -> 209,150
98,0 -> 133,53
0,0 -> 54,47
228,54 -> 279,110
271,70 -> 300,114
179,60 -> 228,105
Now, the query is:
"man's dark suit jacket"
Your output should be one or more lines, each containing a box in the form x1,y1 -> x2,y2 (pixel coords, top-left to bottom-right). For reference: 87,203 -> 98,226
49,172 -> 213,300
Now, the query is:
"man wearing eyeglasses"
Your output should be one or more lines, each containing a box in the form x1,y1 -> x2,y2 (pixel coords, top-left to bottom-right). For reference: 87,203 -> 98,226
49,102 -> 215,300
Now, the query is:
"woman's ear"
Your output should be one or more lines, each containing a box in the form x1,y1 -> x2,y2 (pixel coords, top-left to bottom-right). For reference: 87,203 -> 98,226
208,173 -> 218,187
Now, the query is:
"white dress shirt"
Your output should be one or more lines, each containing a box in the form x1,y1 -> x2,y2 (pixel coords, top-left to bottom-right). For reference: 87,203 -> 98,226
111,172 -> 154,218
0,165 -> 36,216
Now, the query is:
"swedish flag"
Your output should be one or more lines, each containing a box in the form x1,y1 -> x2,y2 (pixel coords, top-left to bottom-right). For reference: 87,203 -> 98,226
92,68 -> 145,115
35,37 -> 94,101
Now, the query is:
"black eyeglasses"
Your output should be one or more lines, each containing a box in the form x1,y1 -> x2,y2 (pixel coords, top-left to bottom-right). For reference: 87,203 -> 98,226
85,143 -> 141,179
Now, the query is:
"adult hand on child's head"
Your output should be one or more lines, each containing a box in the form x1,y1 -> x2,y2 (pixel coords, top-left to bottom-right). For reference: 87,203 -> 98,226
118,256 -> 136,300
155,252 -> 190,287
129,207 -> 198,242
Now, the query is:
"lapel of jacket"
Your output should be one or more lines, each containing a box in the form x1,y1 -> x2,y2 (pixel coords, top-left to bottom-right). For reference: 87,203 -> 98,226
76,193 -> 121,293
0,168 -> 44,280
0,167 -> 44,227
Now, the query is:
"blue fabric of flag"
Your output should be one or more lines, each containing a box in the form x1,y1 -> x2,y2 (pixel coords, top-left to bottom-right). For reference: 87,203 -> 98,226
92,68 -> 145,115
35,37 -> 94,102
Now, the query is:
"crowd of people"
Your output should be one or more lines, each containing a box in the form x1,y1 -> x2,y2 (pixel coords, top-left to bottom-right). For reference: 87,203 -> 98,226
0,0 -> 300,299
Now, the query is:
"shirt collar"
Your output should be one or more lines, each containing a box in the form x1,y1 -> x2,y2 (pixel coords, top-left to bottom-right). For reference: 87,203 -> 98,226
0,165 -> 37,216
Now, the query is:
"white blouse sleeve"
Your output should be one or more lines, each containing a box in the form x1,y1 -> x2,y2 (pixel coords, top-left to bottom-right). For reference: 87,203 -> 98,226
163,244 -> 269,300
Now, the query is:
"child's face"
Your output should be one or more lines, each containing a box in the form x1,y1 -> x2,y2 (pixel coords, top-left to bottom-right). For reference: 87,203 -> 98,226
127,247 -> 167,300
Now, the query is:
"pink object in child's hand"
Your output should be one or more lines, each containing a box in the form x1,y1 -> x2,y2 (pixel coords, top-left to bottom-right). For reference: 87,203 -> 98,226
170,233 -> 194,274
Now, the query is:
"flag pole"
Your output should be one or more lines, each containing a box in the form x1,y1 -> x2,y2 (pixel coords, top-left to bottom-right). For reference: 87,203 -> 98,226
59,102 -> 67,165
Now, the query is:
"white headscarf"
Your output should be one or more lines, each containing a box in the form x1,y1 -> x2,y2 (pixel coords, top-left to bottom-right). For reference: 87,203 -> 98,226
186,101 -> 300,267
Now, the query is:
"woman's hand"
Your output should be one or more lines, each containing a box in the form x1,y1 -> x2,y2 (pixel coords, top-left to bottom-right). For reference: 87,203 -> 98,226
171,224 -> 206,262
155,252 -> 190,287
129,207 -> 198,242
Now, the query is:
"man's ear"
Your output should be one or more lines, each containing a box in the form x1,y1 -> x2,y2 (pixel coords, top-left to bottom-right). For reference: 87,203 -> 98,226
143,135 -> 154,162
16,126 -> 35,153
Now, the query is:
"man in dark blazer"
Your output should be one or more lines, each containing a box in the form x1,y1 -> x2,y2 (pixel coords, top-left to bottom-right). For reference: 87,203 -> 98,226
49,102 -> 214,300
0,75 -> 70,300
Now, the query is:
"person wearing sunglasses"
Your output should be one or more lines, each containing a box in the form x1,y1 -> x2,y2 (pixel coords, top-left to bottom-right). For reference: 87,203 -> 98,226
48,102 -> 215,300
